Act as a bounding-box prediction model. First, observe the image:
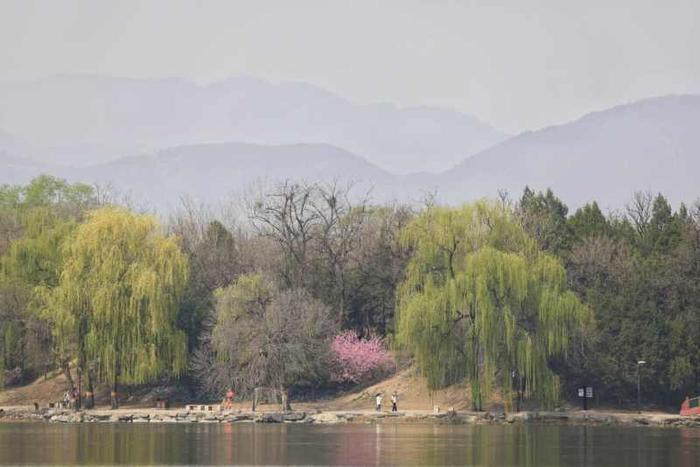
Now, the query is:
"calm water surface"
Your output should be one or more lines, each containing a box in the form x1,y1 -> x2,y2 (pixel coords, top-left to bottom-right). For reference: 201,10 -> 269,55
1,422 -> 699,466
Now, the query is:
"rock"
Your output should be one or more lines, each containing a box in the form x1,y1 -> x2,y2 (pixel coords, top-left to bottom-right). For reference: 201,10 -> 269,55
117,415 -> 133,422
311,413 -> 342,424
256,413 -> 284,423
539,412 -> 569,423
283,412 -> 306,422
160,416 -> 180,424
51,415 -> 71,423
226,414 -> 253,422
69,414 -> 84,423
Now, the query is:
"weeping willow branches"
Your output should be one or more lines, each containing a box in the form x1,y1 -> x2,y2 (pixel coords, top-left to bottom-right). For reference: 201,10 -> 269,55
396,201 -> 591,411
46,207 -> 188,407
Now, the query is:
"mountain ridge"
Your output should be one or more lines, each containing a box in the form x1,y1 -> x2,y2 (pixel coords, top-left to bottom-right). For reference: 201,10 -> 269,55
1,93 -> 698,211
0,74 -> 508,172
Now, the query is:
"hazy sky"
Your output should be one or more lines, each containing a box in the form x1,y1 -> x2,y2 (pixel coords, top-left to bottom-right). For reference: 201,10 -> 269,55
1,0 -> 698,132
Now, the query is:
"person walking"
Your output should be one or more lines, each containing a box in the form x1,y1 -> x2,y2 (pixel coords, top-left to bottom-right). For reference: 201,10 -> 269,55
375,393 -> 383,412
391,391 -> 399,412
225,387 -> 235,409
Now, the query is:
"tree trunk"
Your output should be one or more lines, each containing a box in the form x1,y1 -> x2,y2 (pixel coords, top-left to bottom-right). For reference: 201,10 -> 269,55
61,361 -> 74,390
111,374 -> 119,409
279,386 -> 291,412
76,365 -> 82,410
85,368 -> 95,409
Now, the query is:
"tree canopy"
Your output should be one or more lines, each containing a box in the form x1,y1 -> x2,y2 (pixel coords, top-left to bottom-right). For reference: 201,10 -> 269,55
45,207 -> 188,407
396,201 -> 591,410
209,273 -> 334,407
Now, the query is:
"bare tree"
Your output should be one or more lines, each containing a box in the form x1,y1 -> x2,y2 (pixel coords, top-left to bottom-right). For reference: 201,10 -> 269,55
626,190 -> 653,237
310,181 -> 369,319
248,180 -> 370,321
208,273 -> 334,410
249,181 -> 321,289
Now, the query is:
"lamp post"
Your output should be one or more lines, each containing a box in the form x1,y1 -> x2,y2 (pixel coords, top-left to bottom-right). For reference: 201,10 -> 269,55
637,360 -> 646,413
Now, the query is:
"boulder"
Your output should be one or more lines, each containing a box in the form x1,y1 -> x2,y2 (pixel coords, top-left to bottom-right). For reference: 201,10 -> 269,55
256,413 -> 284,423
311,413 -> 342,424
283,412 -> 306,422
50,414 -> 71,423
92,414 -> 112,422
225,414 -> 253,422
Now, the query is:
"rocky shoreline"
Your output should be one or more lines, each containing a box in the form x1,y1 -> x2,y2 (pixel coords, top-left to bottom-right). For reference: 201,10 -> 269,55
1,406 -> 700,428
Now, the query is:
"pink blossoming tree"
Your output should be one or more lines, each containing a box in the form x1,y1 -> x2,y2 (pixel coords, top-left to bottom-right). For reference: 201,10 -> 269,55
329,331 -> 392,384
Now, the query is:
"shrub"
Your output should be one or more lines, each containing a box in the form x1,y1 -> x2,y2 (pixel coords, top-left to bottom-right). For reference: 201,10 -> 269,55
330,331 -> 392,384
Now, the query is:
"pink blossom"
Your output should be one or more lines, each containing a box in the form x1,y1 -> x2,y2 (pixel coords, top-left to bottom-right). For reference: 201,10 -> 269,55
329,331 -> 392,384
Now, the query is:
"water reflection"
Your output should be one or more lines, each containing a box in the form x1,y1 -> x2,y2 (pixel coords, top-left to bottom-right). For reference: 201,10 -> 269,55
0,422 -> 698,465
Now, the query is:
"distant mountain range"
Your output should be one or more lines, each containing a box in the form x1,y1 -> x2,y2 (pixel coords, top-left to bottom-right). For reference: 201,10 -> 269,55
0,75 -> 506,173
436,94 -> 700,210
0,76 -> 698,211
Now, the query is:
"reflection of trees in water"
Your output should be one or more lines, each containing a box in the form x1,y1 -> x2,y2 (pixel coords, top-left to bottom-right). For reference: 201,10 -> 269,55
321,424 -> 552,465
327,424 -> 565,466
73,424 -> 189,464
1,423 -> 699,465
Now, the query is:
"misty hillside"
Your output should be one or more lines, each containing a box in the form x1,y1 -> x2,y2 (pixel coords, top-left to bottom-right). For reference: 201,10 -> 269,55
2,94 -> 699,211
0,75 -> 507,173
436,94 -> 700,209
75,142 -> 398,211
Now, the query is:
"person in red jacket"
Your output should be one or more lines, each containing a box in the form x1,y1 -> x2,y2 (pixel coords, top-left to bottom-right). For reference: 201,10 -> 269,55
225,388 -> 235,409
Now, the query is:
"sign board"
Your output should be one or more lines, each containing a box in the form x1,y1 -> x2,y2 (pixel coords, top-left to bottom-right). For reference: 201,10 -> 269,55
578,388 -> 585,398
585,387 -> 593,399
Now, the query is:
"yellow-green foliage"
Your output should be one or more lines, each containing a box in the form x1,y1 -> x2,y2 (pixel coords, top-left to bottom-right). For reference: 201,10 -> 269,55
1,207 -> 76,288
396,201 -> 590,410
0,205 -> 78,387
47,207 -> 189,385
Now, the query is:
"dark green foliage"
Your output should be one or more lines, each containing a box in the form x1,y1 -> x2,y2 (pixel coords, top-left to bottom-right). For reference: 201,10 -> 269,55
532,188 -> 700,408
518,187 -> 572,256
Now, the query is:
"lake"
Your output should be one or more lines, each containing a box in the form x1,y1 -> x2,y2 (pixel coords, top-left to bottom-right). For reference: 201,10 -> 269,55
1,422 -> 698,465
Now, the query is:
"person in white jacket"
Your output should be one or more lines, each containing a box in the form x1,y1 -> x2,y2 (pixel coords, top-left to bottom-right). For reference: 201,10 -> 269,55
375,393 -> 383,412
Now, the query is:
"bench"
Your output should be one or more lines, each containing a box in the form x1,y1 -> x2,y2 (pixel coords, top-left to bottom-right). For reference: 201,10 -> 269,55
186,404 -> 220,412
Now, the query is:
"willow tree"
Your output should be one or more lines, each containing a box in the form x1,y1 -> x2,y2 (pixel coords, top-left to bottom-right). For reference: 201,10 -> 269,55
0,176 -> 95,389
49,207 -> 188,408
2,207 -> 76,385
396,201 -> 590,411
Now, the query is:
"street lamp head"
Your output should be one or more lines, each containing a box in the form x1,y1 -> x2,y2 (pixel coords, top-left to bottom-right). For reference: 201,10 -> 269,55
637,360 -> 646,365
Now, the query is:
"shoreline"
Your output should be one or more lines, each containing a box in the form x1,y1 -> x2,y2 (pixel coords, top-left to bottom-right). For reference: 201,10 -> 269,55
1,406 -> 699,428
